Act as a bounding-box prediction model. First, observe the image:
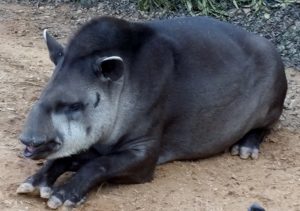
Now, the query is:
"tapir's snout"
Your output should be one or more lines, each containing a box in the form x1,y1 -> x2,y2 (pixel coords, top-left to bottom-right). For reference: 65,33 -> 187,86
20,103 -> 62,159
19,133 -> 48,147
19,131 -> 61,160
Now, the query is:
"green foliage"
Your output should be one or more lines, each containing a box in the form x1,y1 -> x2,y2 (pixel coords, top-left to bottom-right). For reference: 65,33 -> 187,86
137,0 -> 296,17
137,0 -> 181,11
70,0 -> 298,16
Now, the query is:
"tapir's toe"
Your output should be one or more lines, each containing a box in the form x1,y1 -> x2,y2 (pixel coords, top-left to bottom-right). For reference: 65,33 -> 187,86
230,129 -> 265,160
64,197 -> 86,208
47,196 -> 63,209
240,146 -> 259,159
230,145 -> 240,156
230,144 -> 259,160
16,182 -> 35,194
16,181 -> 53,199
63,200 -> 76,207
40,186 -> 52,199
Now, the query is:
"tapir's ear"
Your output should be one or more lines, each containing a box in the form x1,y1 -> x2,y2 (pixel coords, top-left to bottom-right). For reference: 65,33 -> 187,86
43,29 -> 64,65
96,56 -> 124,81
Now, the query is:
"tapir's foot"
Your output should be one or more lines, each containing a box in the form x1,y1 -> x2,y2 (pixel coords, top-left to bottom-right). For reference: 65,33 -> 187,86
16,155 -> 93,209
47,195 -> 85,209
16,160 -> 61,199
17,182 -> 52,198
230,129 -> 268,160
47,183 -> 86,209
230,144 -> 259,159
17,175 -> 85,209
17,179 -> 84,209
16,174 -> 53,199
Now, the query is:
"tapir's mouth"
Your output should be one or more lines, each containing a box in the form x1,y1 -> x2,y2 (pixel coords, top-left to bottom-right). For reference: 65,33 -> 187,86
23,140 -> 61,159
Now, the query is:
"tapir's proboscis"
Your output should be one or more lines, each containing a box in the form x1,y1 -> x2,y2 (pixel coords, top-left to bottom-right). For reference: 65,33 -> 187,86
17,16 -> 287,209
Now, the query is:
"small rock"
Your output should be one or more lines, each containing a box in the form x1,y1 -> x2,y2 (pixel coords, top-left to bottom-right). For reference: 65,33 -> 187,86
264,13 -> 270,19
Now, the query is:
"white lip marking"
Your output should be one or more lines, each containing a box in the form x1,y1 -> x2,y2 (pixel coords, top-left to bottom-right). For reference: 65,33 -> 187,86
48,113 -> 91,159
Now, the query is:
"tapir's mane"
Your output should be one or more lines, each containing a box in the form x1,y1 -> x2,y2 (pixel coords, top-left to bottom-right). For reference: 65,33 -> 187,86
65,17 -> 154,61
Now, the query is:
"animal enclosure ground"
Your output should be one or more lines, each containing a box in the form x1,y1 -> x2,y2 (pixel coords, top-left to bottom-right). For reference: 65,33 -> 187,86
0,3 -> 299,211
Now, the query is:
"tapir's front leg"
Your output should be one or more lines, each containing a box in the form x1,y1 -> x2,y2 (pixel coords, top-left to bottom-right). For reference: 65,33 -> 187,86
47,139 -> 159,209
17,150 -> 99,198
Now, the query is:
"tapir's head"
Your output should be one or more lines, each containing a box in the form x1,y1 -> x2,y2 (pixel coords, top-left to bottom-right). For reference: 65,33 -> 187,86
20,18 -> 130,160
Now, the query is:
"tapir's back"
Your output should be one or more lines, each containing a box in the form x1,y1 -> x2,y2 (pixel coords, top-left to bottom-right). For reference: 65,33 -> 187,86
147,16 -> 248,45
146,17 -> 276,75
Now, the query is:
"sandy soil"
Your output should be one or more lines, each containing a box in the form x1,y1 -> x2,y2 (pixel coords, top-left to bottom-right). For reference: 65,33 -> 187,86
0,3 -> 299,211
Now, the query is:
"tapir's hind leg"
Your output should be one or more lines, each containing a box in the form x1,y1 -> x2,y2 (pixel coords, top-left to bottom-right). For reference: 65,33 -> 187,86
230,129 -> 269,159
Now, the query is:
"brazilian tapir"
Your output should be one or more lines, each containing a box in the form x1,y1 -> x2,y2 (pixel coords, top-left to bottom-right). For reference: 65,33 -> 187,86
17,16 -> 287,209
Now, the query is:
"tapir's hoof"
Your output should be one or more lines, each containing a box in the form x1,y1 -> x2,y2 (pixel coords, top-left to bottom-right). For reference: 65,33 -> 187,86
63,200 -> 76,207
16,183 -> 35,194
47,195 -> 86,209
231,145 -> 259,159
47,196 -> 63,209
40,186 -> 52,199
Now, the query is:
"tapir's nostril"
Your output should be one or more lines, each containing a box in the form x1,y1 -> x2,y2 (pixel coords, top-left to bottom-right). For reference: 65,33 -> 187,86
19,135 -> 47,147
20,137 -> 31,146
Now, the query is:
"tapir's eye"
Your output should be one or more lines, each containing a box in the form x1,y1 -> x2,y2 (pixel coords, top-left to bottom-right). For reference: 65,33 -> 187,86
55,102 -> 84,113
68,103 -> 84,112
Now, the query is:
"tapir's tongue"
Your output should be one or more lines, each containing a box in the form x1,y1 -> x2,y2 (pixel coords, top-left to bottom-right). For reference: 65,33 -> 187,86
27,146 -> 35,152
24,146 -> 36,157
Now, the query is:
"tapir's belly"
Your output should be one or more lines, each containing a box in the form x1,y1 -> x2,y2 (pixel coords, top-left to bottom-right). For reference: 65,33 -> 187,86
157,80 -> 275,164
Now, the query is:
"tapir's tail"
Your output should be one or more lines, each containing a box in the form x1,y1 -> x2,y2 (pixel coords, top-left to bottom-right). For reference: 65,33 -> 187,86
248,203 -> 265,211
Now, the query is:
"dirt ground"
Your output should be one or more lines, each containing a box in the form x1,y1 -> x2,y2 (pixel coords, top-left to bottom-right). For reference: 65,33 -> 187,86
0,3 -> 299,211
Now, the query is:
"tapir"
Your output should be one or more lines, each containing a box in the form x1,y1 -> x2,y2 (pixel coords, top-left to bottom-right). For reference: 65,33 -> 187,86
17,16 -> 287,209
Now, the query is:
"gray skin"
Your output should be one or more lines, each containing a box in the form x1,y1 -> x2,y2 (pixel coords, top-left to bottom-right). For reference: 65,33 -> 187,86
17,16 -> 287,209
248,203 -> 265,211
